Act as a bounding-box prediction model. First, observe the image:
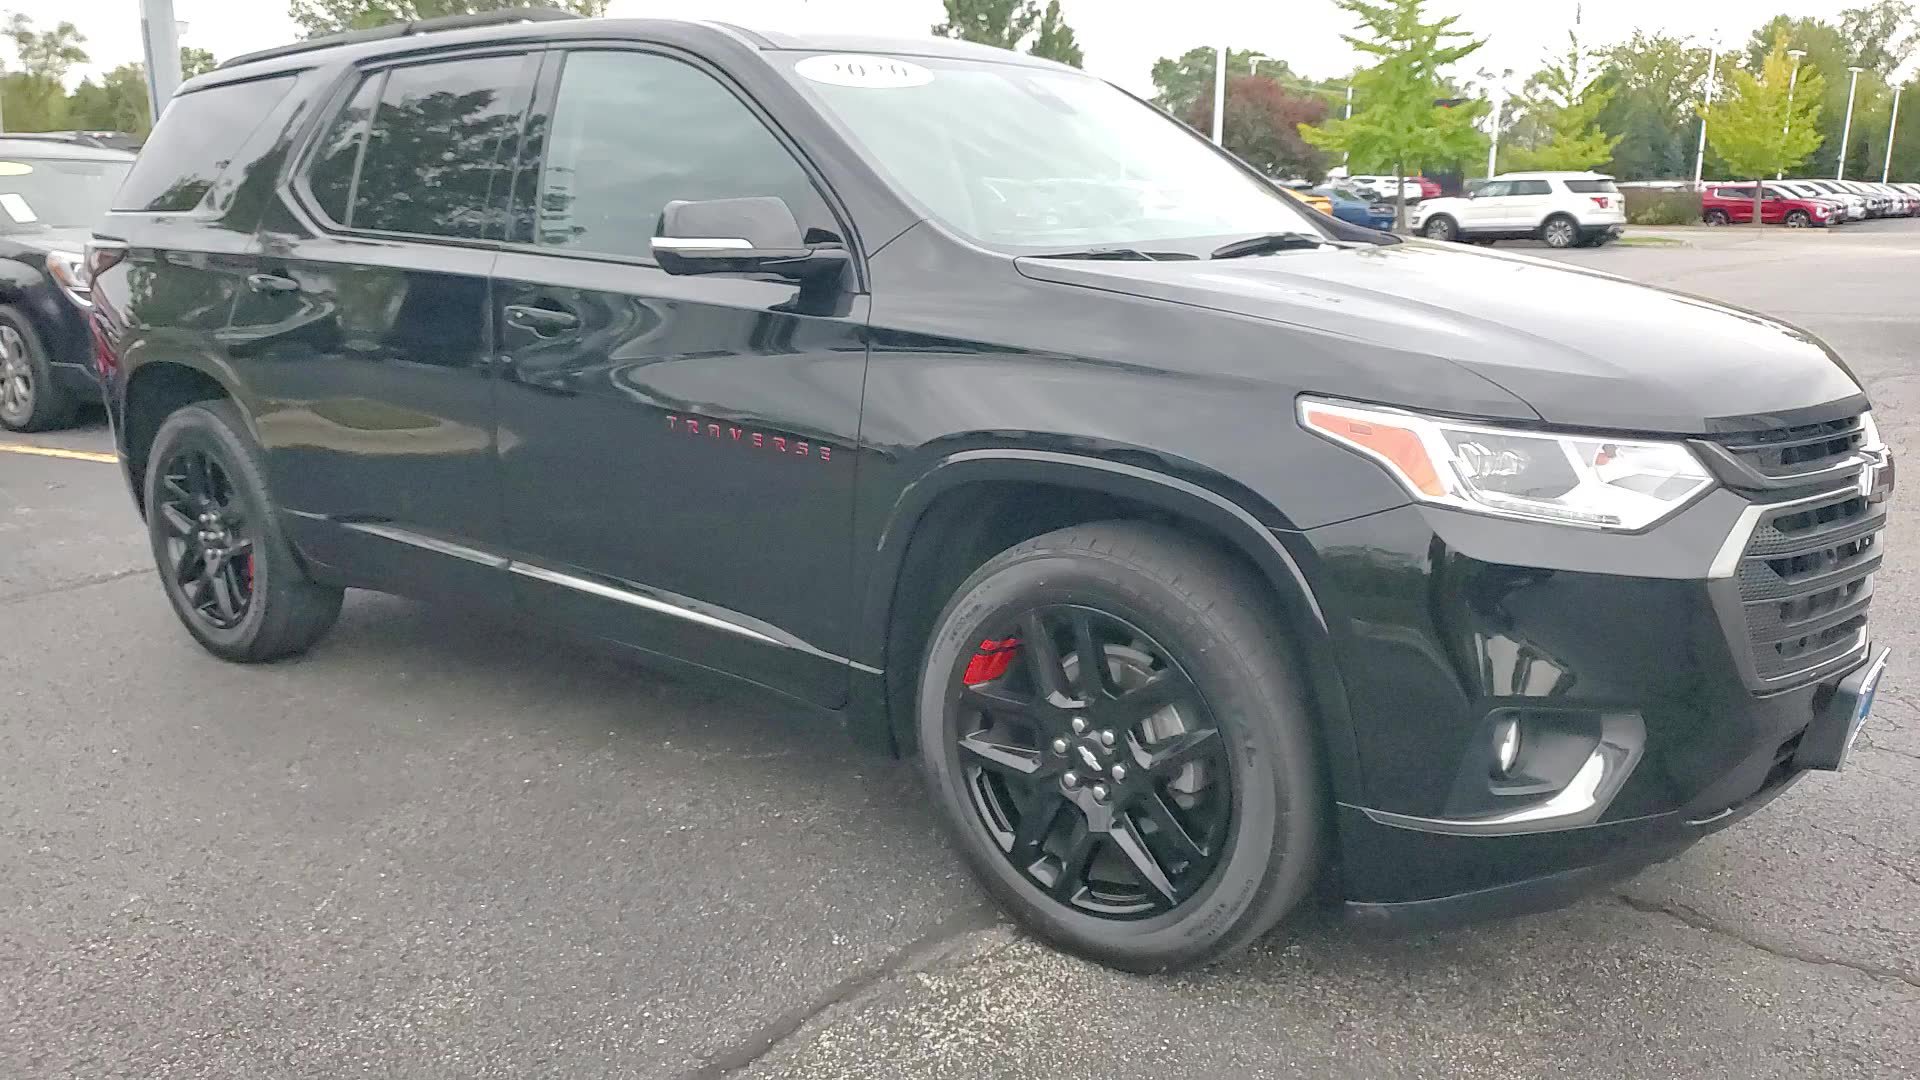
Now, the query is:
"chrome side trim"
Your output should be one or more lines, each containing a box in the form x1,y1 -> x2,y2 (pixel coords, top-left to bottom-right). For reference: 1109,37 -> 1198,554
510,562 -> 786,647
651,236 -> 754,252
1707,485 -> 1858,580
1354,713 -> 1645,837
342,521 -> 509,568
313,518 -> 883,674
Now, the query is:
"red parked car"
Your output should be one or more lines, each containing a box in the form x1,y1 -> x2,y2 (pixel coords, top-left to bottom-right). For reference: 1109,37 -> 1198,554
1414,174 -> 1442,200
1702,184 -> 1835,227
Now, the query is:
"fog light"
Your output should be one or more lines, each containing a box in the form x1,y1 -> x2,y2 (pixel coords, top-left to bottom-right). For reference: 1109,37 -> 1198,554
1492,716 -> 1522,777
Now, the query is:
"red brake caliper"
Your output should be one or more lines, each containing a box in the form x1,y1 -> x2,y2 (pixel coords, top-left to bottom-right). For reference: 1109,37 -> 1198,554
962,637 -> 1021,685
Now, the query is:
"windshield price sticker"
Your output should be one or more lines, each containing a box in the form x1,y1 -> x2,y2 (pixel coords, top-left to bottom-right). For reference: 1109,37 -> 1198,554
796,55 -> 933,89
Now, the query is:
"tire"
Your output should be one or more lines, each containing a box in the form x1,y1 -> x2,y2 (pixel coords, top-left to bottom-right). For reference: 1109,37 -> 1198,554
0,306 -> 77,432
144,399 -> 343,662
1422,215 -> 1458,242
1785,210 -> 1811,228
917,521 -> 1324,972
1704,209 -> 1730,226
1539,214 -> 1580,249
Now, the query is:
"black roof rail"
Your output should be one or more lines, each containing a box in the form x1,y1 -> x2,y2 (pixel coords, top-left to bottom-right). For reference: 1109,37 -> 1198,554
217,6 -> 584,71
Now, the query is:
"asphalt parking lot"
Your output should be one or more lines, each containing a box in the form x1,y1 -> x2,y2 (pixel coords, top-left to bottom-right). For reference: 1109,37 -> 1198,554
4,221 -> 1918,1079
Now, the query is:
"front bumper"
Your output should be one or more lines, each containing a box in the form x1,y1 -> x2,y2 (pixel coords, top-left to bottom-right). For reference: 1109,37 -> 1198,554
1297,465 -> 1889,921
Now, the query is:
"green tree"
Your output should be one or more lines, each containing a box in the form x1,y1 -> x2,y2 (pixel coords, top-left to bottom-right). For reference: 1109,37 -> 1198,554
1504,32 -> 1622,171
1708,36 -> 1827,224
1297,0 -> 1488,228
931,0 -> 1085,67
1742,14 -> 1861,177
1148,47 -> 1287,115
1839,0 -> 1918,75
65,50 -> 219,136
288,0 -> 608,37
0,14 -> 88,132
1026,1 -> 1084,67
1592,33 -> 1709,180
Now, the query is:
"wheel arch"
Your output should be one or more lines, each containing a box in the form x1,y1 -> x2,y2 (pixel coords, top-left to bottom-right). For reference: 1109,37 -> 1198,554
854,449 -> 1363,801
119,358 -> 248,512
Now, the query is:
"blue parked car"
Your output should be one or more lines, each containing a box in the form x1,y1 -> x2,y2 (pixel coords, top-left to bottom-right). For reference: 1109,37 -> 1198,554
1312,184 -> 1396,231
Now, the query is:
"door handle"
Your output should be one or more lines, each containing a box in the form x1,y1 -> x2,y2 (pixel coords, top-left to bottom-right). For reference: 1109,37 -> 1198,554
504,303 -> 580,335
247,272 -> 301,295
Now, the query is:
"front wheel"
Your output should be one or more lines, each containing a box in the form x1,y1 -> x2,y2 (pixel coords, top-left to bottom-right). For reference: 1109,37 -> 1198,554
145,399 -> 344,662
917,522 -> 1325,972
1785,210 -> 1811,228
1540,215 -> 1580,249
1422,215 -> 1458,242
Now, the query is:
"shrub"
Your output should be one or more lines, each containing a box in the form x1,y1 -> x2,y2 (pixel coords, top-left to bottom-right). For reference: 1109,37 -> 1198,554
1624,188 -> 1702,225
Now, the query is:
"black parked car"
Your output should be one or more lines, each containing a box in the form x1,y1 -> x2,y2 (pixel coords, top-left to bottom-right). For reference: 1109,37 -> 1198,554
0,138 -> 133,431
91,11 -> 1894,972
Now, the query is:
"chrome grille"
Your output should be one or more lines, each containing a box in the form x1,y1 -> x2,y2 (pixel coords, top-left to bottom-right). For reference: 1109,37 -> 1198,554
1733,490 -> 1881,685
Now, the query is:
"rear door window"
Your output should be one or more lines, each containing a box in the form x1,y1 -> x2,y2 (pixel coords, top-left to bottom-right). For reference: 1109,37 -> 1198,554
114,75 -> 296,212
310,53 -> 533,239
1510,180 -> 1551,195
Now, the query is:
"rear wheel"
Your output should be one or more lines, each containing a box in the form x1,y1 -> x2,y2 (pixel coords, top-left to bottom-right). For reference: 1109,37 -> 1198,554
145,400 -> 343,662
1422,215 -> 1458,242
1704,209 -> 1731,226
0,308 -> 77,433
918,521 -> 1324,972
1540,214 -> 1580,249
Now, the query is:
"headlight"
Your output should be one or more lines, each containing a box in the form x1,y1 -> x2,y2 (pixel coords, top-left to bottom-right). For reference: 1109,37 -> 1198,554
1299,397 -> 1715,530
47,250 -> 90,307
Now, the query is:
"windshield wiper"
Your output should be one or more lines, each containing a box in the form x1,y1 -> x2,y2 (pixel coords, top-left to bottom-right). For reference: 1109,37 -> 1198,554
1209,233 -> 1326,259
1028,247 -> 1199,261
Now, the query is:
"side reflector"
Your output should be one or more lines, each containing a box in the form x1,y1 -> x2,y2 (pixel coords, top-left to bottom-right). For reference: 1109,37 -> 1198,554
1300,402 -> 1446,497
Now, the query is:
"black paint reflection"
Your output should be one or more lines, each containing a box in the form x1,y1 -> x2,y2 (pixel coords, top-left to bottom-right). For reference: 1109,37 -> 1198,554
351,56 -> 525,239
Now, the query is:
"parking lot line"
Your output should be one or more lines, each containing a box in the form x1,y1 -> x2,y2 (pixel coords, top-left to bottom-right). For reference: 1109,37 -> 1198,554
0,443 -> 118,464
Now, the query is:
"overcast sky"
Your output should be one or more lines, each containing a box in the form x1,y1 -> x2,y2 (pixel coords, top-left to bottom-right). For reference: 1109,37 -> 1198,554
8,0 -> 1891,95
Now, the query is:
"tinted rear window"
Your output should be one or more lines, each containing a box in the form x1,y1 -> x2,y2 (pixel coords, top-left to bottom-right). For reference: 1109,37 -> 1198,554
113,76 -> 295,212
347,55 -> 529,239
1563,179 -> 1618,193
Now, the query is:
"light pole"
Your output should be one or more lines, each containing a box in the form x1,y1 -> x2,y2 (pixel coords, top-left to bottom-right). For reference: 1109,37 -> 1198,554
1342,83 -> 1353,168
1488,85 -> 1504,178
1693,41 -> 1719,187
1838,65 -> 1865,179
140,0 -> 184,125
1886,84 -> 1904,183
1777,49 -> 1806,179
1211,44 -> 1227,145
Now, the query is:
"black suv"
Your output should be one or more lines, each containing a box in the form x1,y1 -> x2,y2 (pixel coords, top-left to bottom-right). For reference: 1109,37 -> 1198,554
92,11 -> 1895,972
0,138 -> 133,431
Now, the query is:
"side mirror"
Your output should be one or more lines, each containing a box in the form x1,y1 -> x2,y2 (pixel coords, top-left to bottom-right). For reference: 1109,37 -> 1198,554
652,197 -> 848,283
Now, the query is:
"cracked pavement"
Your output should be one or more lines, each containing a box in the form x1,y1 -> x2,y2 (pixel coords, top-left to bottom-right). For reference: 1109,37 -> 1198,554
4,221 -> 1917,1077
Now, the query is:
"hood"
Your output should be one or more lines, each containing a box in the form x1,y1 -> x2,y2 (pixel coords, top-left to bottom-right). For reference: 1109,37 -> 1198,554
1015,240 -> 1864,433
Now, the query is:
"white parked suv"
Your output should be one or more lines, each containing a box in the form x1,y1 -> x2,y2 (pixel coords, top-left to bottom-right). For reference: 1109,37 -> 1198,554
1411,172 -> 1628,249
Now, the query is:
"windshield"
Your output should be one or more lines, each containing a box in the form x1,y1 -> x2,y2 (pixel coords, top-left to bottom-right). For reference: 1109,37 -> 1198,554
0,155 -> 131,231
782,53 -> 1321,252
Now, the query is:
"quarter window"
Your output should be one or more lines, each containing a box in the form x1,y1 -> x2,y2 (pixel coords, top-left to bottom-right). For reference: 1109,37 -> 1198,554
114,75 -> 295,212
531,50 -> 831,261
309,54 -> 530,239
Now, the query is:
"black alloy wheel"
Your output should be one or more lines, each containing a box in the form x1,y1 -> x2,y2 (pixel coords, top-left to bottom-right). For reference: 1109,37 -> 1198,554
155,447 -> 255,630
144,400 -> 343,662
919,522 -> 1324,972
951,605 -> 1233,919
